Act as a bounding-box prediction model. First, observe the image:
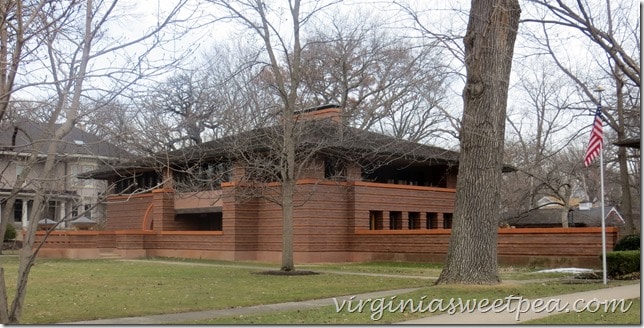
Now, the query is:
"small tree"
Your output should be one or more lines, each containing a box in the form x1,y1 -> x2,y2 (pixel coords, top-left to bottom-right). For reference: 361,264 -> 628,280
207,0 -> 343,272
0,0 -> 193,322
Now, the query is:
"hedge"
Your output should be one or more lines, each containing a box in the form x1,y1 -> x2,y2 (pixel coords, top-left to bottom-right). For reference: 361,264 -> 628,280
3,224 -> 16,242
614,234 -> 640,251
606,250 -> 640,278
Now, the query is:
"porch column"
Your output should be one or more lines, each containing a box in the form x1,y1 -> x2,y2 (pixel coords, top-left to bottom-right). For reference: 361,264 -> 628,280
152,188 -> 175,231
21,199 -> 29,229
58,200 -> 67,229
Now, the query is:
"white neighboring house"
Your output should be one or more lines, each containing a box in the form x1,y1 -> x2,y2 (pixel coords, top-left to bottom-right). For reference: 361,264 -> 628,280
0,121 -> 128,232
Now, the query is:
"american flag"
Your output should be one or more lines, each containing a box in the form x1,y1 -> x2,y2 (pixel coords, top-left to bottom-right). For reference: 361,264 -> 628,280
583,106 -> 603,167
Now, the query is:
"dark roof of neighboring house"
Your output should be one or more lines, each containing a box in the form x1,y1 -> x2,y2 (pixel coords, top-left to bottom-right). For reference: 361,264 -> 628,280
502,207 -> 626,228
0,121 -> 129,159
83,117 -> 462,179
613,137 -> 640,149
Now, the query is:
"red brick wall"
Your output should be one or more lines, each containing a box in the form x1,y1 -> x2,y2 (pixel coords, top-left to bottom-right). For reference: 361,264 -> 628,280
42,179 -> 619,268
37,226 -> 618,268
497,228 -> 619,267
352,182 -> 456,231
292,182 -> 353,254
221,181 -> 455,262
221,184 -> 256,256
106,194 -> 154,230
152,189 -> 180,231
233,182 -> 354,254
349,227 -> 618,267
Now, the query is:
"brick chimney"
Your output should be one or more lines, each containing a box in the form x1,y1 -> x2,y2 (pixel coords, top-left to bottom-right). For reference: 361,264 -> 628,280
294,104 -> 342,124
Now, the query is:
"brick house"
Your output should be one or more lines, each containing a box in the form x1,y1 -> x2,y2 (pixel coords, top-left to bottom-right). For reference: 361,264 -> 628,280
37,106 -> 618,267
72,105 -> 460,262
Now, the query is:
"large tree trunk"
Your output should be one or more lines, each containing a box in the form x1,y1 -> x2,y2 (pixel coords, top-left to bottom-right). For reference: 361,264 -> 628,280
617,148 -> 635,234
436,0 -> 520,285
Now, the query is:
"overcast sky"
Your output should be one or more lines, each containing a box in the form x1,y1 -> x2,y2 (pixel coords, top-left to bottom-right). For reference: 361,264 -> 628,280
64,0 -> 639,150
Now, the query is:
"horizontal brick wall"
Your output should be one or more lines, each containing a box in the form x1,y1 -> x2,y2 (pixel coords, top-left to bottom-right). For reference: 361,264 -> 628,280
38,180 -> 619,268
106,194 -> 154,230
352,182 -> 456,231
497,227 -> 619,267
36,227 -> 618,268
222,181 -> 354,258
36,227 -> 617,268
350,227 -> 619,267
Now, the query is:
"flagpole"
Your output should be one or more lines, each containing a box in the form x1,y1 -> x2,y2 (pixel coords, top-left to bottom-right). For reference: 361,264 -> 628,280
600,146 -> 607,285
595,86 -> 607,285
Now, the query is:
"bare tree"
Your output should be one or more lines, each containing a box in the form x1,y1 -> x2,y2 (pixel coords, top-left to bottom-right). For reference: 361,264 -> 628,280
436,0 -> 521,285
0,0 -> 194,322
523,0 -> 640,234
396,1 -> 472,141
206,0 -> 344,272
525,0 -> 639,86
503,143 -> 588,227
129,42 -> 278,153
501,59 -> 591,225
143,71 -> 216,146
297,13 -> 453,144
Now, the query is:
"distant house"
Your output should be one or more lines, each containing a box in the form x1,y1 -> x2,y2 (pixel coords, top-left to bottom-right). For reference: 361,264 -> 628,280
535,196 -> 564,209
502,206 -> 627,229
534,184 -> 589,210
0,121 -> 128,230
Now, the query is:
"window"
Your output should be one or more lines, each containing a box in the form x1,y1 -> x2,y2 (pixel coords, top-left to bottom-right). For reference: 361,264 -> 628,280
212,163 -> 232,187
114,172 -> 162,194
408,212 -> 421,229
15,164 -> 24,179
369,211 -> 383,230
389,211 -> 402,230
84,204 -> 92,219
426,212 -> 438,229
174,162 -> 232,191
115,179 -> 127,194
324,158 -> 346,180
45,201 -> 57,221
137,172 -> 160,190
443,213 -> 453,229
13,199 -> 22,222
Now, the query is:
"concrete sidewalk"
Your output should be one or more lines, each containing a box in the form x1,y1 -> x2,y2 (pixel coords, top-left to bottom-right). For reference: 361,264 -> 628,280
398,283 -> 640,324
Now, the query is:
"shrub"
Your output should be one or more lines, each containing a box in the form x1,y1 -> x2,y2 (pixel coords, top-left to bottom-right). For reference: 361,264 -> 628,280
3,224 -> 16,242
606,250 -> 640,278
614,235 -> 640,251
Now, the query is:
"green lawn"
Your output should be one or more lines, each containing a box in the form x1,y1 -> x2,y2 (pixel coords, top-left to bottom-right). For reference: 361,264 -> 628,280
299,261 -> 572,280
523,298 -> 640,325
0,256 -> 637,324
183,281 -> 639,324
1,257 -> 429,324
